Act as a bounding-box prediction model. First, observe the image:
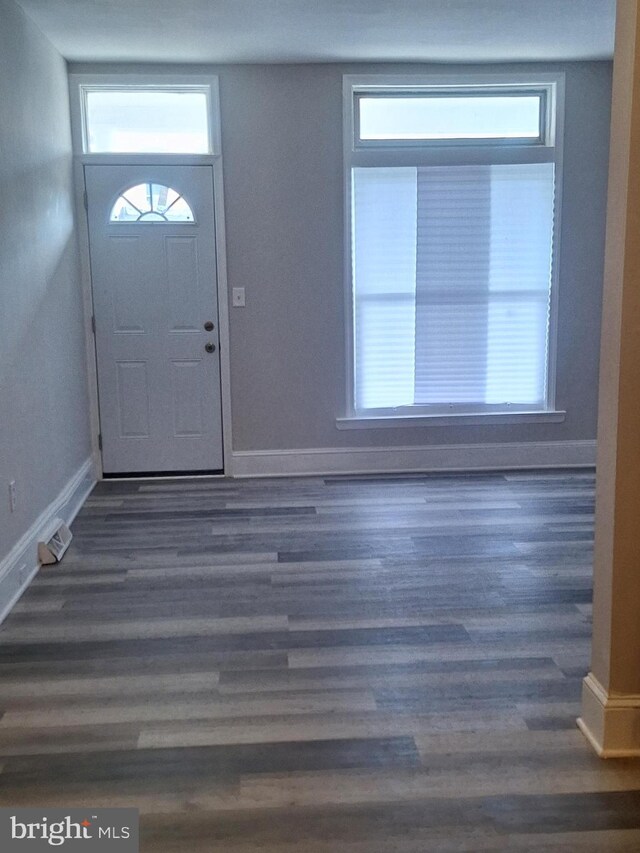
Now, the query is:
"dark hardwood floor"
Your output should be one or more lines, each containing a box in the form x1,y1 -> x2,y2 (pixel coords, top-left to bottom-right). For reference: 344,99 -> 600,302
2,469 -> 640,851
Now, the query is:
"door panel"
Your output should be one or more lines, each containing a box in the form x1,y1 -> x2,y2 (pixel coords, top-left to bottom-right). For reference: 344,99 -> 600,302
109,237 -> 148,332
164,237 -> 202,330
171,360 -> 206,436
116,361 -> 151,437
85,164 -> 223,474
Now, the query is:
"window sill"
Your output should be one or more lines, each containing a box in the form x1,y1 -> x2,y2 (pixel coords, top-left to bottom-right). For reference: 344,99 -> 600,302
336,410 -> 566,430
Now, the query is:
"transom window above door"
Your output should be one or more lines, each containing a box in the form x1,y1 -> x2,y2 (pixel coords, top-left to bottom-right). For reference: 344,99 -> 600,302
110,183 -> 195,223
76,83 -> 216,154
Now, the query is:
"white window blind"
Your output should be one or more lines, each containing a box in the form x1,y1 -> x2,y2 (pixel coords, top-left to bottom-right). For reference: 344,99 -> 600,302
352,163 -> 555,413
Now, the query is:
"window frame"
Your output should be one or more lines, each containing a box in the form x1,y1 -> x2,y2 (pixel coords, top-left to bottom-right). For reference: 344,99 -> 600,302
341,72 -> 566,427
80,85 -> 213,155
70,74 -> 221,158
354,88 -> 549,148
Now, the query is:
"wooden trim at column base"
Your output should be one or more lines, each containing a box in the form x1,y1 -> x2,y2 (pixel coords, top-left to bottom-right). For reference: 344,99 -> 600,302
578,673 -> 640,757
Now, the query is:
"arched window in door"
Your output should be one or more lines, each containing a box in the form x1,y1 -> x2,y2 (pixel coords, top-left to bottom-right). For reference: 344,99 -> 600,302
110,183 -> 195,222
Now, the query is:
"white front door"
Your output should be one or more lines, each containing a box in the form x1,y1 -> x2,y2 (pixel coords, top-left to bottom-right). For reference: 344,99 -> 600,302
85,164 -> 224,474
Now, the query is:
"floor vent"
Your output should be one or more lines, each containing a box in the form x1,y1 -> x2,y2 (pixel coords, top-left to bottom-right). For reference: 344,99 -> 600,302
38,519 -> 72,565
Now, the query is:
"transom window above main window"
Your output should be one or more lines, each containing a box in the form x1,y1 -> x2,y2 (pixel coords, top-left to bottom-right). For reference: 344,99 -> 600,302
356,90 -> 546,145
344,75 -> 563,421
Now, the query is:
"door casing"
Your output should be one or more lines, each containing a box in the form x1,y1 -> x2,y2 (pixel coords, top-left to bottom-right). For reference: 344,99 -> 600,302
68,73 -> 233,479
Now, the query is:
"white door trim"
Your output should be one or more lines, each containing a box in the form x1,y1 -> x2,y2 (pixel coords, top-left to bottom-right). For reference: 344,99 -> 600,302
68,73 -> 233,478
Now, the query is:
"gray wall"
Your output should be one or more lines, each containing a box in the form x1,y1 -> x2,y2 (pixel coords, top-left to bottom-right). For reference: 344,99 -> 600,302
0,0 -> 91,560
69,60 -> 612,454
220,61 -> 611,451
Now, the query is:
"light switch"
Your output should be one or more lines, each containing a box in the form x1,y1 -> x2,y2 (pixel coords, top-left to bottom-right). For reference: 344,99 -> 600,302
232,287 -> 246,307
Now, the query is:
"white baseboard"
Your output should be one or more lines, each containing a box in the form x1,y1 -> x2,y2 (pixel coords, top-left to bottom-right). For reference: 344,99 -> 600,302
0,457 -> 96,625
578,673 -> 640,758
230,440 -> 597,478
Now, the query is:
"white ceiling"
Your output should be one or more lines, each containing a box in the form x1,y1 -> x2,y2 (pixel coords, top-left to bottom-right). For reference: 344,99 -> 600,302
15,0 -> 616,65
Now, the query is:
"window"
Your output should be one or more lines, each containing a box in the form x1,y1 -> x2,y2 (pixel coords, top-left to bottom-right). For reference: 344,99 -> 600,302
110,183 -> 195,223
357,92 -> 545,144
344,75 -> 564,423
81,87 -> 211,154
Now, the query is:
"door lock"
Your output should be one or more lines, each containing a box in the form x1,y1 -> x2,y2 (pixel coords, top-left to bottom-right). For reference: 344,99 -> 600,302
205,342 -> 216,353
204,321 -> 214,331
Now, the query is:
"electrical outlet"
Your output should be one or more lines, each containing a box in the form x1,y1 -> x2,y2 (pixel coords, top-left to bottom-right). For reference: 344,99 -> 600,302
232,287 -> 246,307
8,480 -> 17,513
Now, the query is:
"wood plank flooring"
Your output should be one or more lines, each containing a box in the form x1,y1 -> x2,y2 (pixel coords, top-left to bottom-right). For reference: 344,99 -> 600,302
2,469 -> 640,851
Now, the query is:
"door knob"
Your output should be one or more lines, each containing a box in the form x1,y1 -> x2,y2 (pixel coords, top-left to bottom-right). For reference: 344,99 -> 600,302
204,321 -> 214,331
205,342 -> 216,353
